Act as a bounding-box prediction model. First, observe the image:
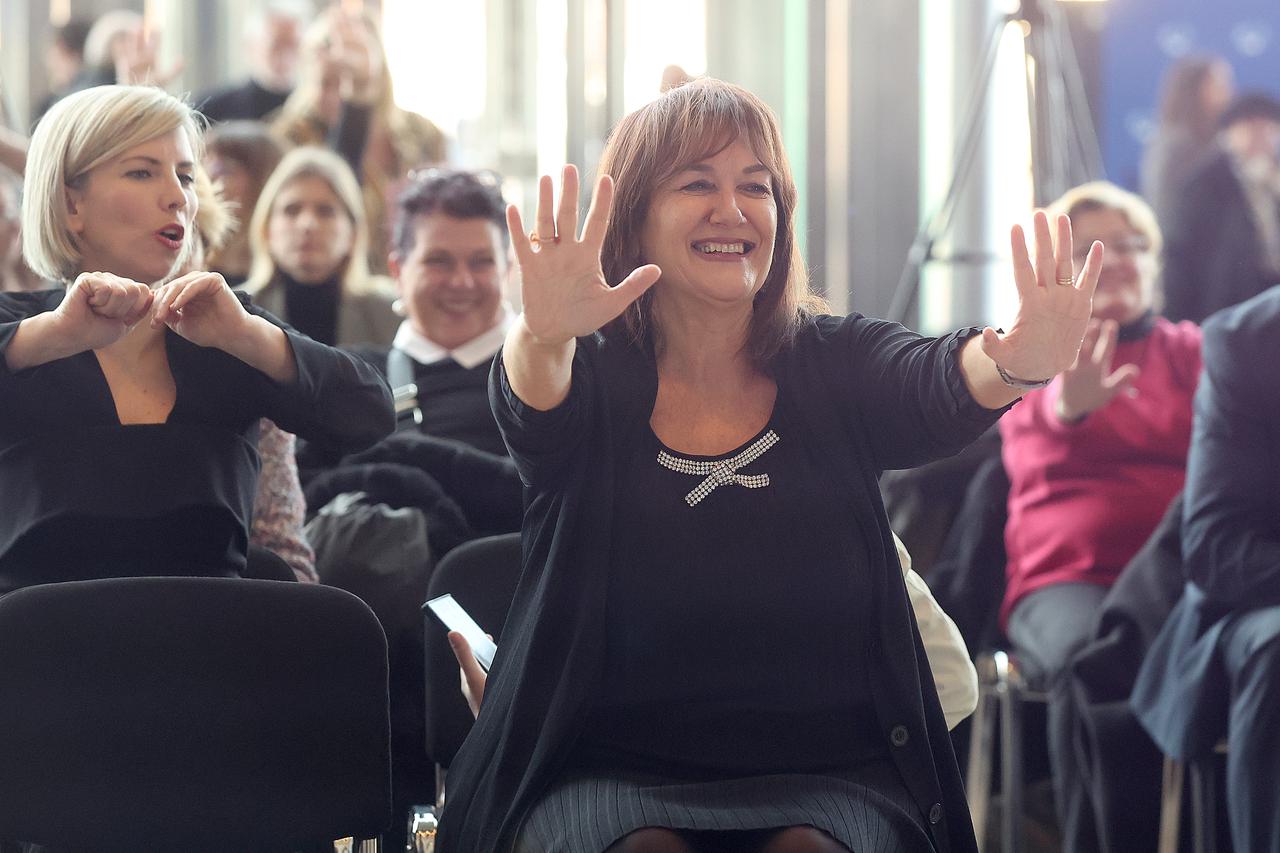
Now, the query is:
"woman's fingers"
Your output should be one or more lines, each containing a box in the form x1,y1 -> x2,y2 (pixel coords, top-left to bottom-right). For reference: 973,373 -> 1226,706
580,175 -> 615,248
1076,241 -> 1104,300
169,273 -> 221,312
1104,363 -> 1141,393
1055,214 -> 1074,286
1093,319 -> 1119,369
1032,210 -> 1056,287
556,164 -> 579,241
1008,224 -> 1037,299
535,174 -> 556,241
448,631 -> 488,718
83,277 -> 152,321
506,204 -> 535,268
608,264 -> 662,314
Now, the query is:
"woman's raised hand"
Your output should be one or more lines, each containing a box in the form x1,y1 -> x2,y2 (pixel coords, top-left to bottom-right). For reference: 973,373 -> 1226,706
507,164 -> 661,347
54,272 -> 155,351
1055,318 -> 1141,422
150,271 -> 251,348
981,211 -> 1102,383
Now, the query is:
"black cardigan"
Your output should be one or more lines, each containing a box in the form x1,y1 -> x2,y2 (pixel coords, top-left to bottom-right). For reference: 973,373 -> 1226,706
438,314 -> 1003,853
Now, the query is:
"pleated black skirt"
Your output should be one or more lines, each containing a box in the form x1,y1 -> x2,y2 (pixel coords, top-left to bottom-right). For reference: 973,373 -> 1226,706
513,758 -> 936,853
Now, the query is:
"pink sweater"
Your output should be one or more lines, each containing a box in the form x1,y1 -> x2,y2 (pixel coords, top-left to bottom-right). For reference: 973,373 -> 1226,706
1000,318 -> 1202,627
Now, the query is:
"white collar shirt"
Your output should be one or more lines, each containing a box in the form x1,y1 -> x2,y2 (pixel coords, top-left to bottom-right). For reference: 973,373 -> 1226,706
392,307 -> 516,370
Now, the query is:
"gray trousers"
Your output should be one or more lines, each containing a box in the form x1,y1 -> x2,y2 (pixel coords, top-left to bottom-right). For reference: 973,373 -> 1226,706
1007,581 -> 1109,853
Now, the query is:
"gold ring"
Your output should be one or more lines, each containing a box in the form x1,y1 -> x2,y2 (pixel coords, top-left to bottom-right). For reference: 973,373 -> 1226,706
529,230 -> 559,247
1056,275 -> 1075,287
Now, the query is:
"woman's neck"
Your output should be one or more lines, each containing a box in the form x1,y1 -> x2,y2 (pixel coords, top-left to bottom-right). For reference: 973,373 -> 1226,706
652,292 -> 757,385
97,312 -> 167,361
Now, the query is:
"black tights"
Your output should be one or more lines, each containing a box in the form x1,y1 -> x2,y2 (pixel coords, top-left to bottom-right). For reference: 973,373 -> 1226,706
605,826 -> 851,853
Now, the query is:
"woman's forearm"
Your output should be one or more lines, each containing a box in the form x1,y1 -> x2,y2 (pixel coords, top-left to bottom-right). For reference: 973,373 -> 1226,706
3,314 -> 82,371
502,316 -> 575,411
223,316 -> 299,384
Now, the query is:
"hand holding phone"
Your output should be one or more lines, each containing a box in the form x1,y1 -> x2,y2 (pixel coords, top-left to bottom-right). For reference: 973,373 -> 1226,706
426,594 -> 497,671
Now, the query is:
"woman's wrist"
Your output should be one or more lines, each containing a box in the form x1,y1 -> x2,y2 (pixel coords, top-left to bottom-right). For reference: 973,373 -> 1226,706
225,316 -> 298,383
1053,394 -> 1088,425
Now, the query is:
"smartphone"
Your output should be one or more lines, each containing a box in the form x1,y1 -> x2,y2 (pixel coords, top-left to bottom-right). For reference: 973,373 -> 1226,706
426,594 -> 497,671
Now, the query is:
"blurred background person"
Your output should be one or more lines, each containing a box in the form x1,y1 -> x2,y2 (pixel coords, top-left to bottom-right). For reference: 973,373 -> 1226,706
0,171 -> 42,292
999,182 -> 1201,853
1140,56 -> 1235,233
187,164 -> 318,584
351,168 -> 515,456
196,0 -> 311,125
32,17 -> 94,124
204,121 -> 286,286
1134,284 -> 1280,853
243,145 -> 399,347
273,6 -> 446,273
1163,91 -> 1280,324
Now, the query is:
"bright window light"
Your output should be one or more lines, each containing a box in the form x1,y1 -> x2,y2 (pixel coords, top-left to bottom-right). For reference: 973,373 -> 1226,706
382,0 -> 488,137
985,19 -> 1035,327
623,0 -> 706,112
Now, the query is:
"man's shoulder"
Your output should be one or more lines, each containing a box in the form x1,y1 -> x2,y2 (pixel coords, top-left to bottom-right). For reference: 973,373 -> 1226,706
1202,287 -> 1280,380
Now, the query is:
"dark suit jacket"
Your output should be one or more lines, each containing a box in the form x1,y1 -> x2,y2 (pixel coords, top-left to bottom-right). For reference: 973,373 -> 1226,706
1132,286 -> 1280,759
1162,151 -> 1279,324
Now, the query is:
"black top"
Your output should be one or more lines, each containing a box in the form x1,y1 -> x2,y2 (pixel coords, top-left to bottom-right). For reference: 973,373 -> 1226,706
195,78 -> 291,124
349,344 -> 507,457
0,289 -> 395,593
439,315 -> 1005,853
574,404 -> 884,779
1162,150 -> 1280,323
282,272 -> 342,346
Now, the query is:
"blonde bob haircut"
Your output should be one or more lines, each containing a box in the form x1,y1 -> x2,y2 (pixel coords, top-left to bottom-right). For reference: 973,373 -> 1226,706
22,84 -> 204,284
1045,180 -> 1164,260
243,146 -> 374,297
599,78 -> 826,366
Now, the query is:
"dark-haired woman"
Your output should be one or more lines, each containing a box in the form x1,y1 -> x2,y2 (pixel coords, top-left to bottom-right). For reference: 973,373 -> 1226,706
439,79 -> 1102,853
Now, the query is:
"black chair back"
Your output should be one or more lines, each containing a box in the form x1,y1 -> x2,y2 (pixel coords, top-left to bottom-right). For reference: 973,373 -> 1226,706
422,533 -> 521,767
0,577 -> 392,852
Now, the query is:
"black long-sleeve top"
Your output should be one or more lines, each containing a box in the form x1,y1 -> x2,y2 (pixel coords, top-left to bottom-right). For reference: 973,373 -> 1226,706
0,290 -> 395,592
438,314 -> 1006,853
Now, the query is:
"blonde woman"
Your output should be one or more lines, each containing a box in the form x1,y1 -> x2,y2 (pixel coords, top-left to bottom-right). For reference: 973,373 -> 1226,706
0,84 -> 392,595
242,145 -> 399,347
272,6 -> 446,272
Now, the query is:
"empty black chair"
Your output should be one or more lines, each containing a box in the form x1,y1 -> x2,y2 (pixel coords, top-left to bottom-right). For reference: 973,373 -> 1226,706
0,577 -> 392,852
422,533 -> 521,798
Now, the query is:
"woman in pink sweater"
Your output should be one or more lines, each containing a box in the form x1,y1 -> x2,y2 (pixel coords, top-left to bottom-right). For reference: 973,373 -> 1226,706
1000,182 -> 1201,853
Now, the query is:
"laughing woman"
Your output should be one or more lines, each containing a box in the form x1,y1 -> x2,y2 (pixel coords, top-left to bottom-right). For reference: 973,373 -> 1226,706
0,84 -> 393,595
438,79 -> 1101,853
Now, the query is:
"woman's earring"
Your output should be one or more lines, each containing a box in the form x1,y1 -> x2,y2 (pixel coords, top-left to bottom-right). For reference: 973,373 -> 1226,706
392,298 -> 407,317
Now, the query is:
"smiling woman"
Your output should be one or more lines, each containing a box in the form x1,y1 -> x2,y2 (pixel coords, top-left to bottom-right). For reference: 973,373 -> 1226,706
438,78 -> 1102,853
0,84 -> 394,598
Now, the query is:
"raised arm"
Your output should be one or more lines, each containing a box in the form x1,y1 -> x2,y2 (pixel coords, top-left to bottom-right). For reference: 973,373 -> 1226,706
960,210 -> 1104,409
502,165 -> 660,411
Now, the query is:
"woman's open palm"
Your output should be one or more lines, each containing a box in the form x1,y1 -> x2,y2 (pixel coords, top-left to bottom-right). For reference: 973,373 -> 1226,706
508,165 -> 661,346
981,211 -> 1102,382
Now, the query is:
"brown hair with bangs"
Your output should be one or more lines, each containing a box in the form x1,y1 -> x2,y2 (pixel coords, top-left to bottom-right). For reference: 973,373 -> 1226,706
599,78 -> 825,364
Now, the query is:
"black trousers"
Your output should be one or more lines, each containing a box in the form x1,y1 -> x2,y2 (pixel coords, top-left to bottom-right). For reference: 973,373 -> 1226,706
1007,581 -> 1109,853
1219,604 -> 1280,853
